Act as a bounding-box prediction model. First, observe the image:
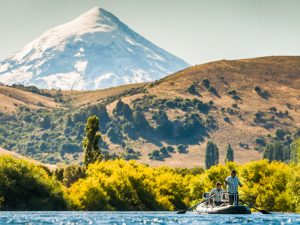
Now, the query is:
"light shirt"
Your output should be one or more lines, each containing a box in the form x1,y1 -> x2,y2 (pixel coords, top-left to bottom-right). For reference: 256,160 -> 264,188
209,188 -> 224,202
225,176 -> 242,194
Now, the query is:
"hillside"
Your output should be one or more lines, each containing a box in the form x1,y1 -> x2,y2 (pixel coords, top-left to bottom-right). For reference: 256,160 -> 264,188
0,84 -> 61,114
0,56 -> 299,167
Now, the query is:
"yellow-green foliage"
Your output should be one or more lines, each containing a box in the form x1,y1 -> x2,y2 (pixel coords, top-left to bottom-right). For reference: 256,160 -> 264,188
0,156 -> 67,210
287,164 -> 300,212
66,160 -> 199,210
66,160 -> 300,212
240,160 -> 297,212
0,155 -> 299,212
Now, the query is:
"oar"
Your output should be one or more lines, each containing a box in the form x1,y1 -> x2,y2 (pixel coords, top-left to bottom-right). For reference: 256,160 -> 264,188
240,199 -> 271,214
177,199 -> 206,214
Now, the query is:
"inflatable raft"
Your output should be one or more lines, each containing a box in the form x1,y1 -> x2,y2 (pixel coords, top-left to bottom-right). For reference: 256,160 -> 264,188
195,202 -> 251,214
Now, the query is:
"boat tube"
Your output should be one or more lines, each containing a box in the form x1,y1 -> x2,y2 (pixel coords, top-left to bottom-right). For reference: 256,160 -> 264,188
193,192 -> 251,214
194,202 -> 251,214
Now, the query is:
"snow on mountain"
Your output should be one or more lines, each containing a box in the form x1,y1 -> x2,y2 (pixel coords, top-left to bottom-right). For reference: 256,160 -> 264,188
0,7 -> 189,90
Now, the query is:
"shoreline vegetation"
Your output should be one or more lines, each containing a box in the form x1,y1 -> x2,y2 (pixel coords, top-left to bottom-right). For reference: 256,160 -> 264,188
0,155 -> 299,212
0,115 -> 299,212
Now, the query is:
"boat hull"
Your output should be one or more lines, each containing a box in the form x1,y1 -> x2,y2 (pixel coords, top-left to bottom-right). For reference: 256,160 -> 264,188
195,204 -> 251,214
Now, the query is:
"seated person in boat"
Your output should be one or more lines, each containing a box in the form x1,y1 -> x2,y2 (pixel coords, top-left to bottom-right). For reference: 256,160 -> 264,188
209,182 -> 224,206
224,170 -> 242,205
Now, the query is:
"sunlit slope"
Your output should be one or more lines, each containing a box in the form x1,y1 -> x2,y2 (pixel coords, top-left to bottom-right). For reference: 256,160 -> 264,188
109,56 -> 300,166
0,56 -> 299,167
0,85 -> 61,114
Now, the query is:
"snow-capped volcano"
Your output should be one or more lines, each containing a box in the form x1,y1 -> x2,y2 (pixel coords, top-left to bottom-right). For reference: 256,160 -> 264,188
0,7 -> 189,90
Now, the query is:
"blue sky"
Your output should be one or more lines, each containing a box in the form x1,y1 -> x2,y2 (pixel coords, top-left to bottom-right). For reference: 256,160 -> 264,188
0,0 -> 300,64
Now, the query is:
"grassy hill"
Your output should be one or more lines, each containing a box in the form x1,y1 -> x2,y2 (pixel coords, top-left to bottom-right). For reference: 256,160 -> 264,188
0,56 -> 299,167
0,85 -> 61,114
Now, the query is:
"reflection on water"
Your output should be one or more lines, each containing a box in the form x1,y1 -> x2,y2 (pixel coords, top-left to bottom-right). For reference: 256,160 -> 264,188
0,211 -> 299,225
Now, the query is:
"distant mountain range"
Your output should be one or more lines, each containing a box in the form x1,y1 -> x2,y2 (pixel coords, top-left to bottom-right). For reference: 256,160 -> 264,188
0,7 -> 189,90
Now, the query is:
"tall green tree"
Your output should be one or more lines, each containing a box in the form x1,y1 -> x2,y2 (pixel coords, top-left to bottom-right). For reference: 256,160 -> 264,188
205,141 -> 219,169
291,138 -> 300,164
82,116 -> 103,166
263,141 -> 291,162
225,143 -> 234,162
264,143 -> 280,161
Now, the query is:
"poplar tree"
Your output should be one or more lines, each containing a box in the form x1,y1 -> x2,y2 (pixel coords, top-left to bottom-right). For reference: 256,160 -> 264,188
83,116 -> 103,166
291,138 -> 300,163
263,142 -> 291,162
225,143 -> 234,162
205,141 -> 219,169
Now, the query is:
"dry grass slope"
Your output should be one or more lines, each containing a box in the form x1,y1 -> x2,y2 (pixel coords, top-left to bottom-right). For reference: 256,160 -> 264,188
1,56 -> 299,167
105,56 -> 300,167
0,85 -> 61,114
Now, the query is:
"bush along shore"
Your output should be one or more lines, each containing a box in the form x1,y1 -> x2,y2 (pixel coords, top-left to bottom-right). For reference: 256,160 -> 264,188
0,155 -> 299,212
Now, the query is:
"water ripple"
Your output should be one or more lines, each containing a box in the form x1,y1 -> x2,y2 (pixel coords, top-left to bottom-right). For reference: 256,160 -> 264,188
0,212 -> 299,225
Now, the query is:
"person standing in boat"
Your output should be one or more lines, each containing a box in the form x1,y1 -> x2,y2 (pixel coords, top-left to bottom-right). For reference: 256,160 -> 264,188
224,170 -> 242,205
209,182 -> 224,206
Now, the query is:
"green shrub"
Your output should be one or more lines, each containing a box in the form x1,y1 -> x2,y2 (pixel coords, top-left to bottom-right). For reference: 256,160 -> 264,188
0,156 -> 67,210
224,117 -> 230,123
148,150 -> 162,160
155,111 -> 173,138
177,144 -> 188,153
254,86 -> 261,93
166,146 -> 175,153
113,100 -> 133,120
41,115 -> 52,129
256,137 -> 266,146
107,128 -> 122,143
276,129 -> 287,140
60,143 -> 81,154
228,90 -> 237,95
208,86 -> 219,96
178,113 -> 205,138
54,165 -> 86,188
254,86 -> 270,99
122,147 -> 141,160
202,79 -> 210,88
187,84 -> 198,95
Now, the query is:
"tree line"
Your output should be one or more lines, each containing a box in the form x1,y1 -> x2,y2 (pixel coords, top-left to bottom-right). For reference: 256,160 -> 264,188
0,156 -> 299,212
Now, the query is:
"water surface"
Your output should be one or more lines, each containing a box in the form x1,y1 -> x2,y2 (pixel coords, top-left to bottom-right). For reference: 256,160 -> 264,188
0,211 -> 299,225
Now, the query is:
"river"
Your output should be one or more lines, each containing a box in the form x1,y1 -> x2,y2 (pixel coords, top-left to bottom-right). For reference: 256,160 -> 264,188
0,211 -> 299,224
